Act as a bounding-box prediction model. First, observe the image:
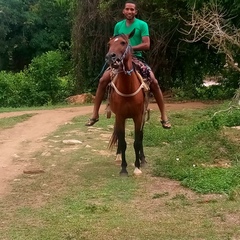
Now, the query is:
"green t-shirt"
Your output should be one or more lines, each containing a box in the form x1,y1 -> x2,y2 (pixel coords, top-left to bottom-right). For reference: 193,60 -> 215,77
113,18 -> 149,58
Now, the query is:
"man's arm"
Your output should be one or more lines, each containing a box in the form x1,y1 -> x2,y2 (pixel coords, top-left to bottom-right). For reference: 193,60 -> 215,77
132,36 -> 150,51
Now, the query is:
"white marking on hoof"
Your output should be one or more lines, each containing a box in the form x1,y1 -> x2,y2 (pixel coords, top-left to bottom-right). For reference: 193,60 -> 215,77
115,154 -> 122,165
133,168 -> 142,176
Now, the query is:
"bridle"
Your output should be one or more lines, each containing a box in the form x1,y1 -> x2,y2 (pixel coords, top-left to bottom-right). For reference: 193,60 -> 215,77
107,37 -> 145,97
120,44 -> 134,75
106,36 -> 134,75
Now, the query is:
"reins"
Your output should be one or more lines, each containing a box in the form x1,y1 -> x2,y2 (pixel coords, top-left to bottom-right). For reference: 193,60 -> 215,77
121,44 -> 134,75
87,61 -> 108,88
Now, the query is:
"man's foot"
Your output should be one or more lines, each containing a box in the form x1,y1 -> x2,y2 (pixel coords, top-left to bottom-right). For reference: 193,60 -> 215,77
161,120 -> 171,129
85,118 -> 99,126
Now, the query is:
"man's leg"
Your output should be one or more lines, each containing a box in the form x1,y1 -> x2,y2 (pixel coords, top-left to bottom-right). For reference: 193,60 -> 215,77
149,71 -> 171,129
85,70 -> 111,126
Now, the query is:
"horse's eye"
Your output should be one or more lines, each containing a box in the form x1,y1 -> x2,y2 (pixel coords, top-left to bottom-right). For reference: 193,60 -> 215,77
120,41 -> 126,46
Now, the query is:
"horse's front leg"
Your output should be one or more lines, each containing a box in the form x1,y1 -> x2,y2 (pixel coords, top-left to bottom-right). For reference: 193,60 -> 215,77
140,147 -> 147,167
139,129 -> 147,167
117,131 -> 128,176
115,144 -> 122,165
133,129 -> 143,176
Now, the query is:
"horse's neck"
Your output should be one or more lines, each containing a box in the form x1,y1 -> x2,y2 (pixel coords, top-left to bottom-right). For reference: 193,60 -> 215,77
115,57 -> 140,92
123,56 -> 134,73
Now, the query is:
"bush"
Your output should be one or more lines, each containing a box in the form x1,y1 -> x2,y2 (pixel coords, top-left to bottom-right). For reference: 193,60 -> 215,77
195,85 -> 236,100
0,71 -> 33,107
27,50 -> 74,105
0,50 -> 74,107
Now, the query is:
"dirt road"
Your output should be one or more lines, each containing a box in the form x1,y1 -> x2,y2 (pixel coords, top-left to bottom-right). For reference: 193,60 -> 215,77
0,102 -> 213,197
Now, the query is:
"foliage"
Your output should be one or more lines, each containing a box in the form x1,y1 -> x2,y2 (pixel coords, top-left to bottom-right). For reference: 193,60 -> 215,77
195,85 -> 236,100
27,50 -> 73,105
0,0 -> 72,71
0,50 -> 74,107
72,0 -> 115,93
1,0 -> 240,96
0,71 -> 30,107
144,104 -> 240,194
72,0 -> 240,95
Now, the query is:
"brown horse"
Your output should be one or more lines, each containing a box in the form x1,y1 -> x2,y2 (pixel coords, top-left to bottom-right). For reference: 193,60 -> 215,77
106,29 -> 148,176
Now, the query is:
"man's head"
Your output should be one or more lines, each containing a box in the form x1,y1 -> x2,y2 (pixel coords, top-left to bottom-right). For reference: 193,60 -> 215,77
123,1 -> 138,20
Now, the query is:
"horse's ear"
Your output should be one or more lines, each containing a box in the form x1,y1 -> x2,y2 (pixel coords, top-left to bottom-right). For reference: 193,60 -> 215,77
128,28 -> 135,39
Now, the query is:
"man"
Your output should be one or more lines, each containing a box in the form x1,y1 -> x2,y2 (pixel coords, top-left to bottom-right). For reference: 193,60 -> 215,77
85,0 -> 171,129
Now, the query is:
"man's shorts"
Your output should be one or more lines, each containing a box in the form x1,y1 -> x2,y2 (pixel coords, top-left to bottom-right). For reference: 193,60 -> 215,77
132,57 -> 152,83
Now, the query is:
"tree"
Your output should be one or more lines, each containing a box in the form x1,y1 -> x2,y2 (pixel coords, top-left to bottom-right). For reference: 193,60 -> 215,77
0,0 -> 73,71
72,0 -> 116,93
181,0 -> 240,104
72,0 -> 223,93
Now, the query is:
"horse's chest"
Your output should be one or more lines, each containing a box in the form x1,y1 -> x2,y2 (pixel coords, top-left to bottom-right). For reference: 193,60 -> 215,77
110,95 -> 144,117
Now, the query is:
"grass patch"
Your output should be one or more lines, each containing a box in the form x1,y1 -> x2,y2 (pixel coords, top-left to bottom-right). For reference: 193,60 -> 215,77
0,114 -> 35,129
0,102 -> 240,239
144,103 -> 240,194
0,103 -> 91,113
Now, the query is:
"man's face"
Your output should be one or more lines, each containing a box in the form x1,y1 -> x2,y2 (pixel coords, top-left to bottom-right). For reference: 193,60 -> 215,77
122,3 -> 137,20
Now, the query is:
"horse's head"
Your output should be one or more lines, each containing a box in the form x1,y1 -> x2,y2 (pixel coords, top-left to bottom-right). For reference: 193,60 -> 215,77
105,29 -> 135,68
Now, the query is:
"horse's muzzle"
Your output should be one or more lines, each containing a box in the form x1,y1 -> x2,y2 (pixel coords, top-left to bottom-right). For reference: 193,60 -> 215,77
105,52 -> 121,67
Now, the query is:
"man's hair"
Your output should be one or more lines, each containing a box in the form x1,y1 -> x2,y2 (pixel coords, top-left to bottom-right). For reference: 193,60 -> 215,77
124,0 -> 137,9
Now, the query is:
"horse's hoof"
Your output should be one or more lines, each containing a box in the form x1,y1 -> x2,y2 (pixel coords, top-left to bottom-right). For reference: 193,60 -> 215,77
120,171 -> 128,177
133,168 -> 142,176
140,161 -> 147,168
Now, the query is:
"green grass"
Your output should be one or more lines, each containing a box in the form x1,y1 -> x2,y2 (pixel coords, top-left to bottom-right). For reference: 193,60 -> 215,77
0,101 -> 240,240
0,114 -> 35,129
0,103 -> 90,113
144,103 -> 240,194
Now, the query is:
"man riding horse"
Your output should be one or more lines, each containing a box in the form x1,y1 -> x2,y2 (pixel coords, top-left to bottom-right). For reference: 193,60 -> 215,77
86,0 -> 171,129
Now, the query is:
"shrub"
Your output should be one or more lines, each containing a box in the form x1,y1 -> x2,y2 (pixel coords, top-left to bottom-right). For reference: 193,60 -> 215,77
0,71 -> 33,107
0,51 -> 75,107
195,85 -> 236,100
27,50 -> 74,105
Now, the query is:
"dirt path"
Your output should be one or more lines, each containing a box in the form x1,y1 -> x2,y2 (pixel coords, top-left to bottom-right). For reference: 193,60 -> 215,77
0,102 -> 213,197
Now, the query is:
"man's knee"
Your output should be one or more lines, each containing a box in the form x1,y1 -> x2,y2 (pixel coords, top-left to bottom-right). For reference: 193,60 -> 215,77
98,71 -> 111,89
150,74 -> 160,89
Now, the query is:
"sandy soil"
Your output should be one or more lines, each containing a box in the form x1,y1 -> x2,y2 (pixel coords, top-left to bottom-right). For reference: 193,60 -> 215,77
0,102 -> 213,197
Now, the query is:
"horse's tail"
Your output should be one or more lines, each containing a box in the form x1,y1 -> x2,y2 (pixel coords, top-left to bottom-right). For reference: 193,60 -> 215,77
108,126 -> 118,149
